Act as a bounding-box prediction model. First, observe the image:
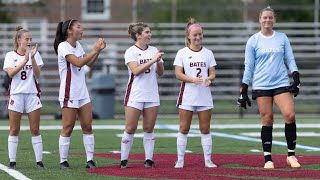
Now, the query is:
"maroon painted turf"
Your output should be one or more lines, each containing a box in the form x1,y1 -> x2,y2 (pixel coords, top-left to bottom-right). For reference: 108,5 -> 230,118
88,154 -> 320,179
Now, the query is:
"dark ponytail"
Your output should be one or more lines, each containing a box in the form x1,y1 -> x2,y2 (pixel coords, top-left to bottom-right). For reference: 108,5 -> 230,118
54,22 -> 64,55
53,19 -> 77,55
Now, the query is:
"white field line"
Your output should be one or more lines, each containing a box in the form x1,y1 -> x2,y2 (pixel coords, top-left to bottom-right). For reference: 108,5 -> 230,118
241,132 -> 320,137
0,123 -> 319,131
0,163 -> 31,180
116,133 -> 201,138
156,124 -> 320,152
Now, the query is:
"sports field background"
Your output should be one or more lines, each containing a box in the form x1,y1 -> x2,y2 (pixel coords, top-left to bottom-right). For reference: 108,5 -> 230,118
0,117 -> 319,179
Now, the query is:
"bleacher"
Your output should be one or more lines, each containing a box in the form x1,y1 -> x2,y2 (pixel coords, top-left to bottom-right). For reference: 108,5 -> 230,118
1,22 -> 320,116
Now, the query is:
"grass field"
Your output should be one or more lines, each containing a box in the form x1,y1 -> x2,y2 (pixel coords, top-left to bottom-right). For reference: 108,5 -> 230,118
0,117 -> 319,179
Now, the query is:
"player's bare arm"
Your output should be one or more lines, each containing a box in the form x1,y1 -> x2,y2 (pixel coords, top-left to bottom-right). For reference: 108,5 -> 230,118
205,67 -> 215,87
65,41 -> 101,68
175,65 -> 203,84
28,44 -> 41,78
86,38 -> 107,67
6,57 -> 28,78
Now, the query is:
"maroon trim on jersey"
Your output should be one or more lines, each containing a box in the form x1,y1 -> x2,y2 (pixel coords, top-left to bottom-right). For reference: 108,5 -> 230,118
177,81 -> 186,107
124,73 -> 134,106
63,62 -> 72,108
188,46 -> 203,52
7,79 -> 12,96
33,76 -> 41,98
14,50 -> 25,56
134,44 -> 148,51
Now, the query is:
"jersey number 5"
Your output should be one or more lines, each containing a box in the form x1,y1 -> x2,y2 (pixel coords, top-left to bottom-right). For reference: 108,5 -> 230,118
21,71 -> 27,80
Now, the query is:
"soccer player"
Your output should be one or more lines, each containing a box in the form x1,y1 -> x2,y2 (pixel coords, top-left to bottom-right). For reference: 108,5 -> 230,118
237,6 -> 301,169
53,19 -> 106,169
3,26 -> 44,169
120,22 -> 164,168
173,18 -> 217,168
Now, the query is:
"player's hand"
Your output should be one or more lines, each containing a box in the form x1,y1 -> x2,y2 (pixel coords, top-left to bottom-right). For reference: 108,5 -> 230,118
98,38 -> 107,50
153,51 -> 165,63
93,40 -> 101,52
193,76 -> 203,85
30,44 -> 38,58
205,77 -> 211,87
288,71 -> 300,97
237,83 -> 251,109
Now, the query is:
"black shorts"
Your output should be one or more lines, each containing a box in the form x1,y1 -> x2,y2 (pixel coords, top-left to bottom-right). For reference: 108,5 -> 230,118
252,86 -> 289,100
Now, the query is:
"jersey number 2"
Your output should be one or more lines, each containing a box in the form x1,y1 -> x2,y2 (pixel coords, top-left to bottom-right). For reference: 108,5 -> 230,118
196,68 -> 202,77
21,71 -> 27,80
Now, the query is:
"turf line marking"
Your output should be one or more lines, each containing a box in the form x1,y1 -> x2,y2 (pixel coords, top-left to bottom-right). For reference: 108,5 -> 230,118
0,123 -> 319,130
241,132 -> 320,137
157,124 -> 320,152
0,163 -> 31,180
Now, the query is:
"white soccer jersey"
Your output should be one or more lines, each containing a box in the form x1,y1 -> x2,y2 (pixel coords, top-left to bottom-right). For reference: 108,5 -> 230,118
3,51 -> 43,95
173,47 -> 217,106
124,45 -> 163,105
57,41 -> 89,106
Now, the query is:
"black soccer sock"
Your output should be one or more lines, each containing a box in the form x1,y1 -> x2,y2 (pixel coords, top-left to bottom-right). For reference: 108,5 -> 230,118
285,122 -> 297,156
261,126 -> 273,162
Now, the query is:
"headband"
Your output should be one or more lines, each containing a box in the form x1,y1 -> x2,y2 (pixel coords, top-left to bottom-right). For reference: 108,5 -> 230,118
186,23 -> 202,33
67,19 -> 74,30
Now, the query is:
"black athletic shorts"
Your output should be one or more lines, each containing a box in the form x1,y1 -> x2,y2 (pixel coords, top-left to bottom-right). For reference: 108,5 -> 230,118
252,86 -> 289,100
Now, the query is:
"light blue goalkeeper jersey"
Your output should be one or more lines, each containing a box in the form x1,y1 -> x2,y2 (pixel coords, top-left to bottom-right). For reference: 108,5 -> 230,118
242,31 -> 298,89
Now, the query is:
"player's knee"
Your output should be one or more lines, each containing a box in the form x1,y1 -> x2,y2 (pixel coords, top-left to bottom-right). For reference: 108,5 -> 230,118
9,128 -> 20,136
284,112 -> 295,123
143,127 -> 154,133
30,129 -> 40,136
179,127 -> 190,134
82,125 -> 92,134
199,128 -> 210,134
61,126 -> 74,136
261,115 -> 273,126
125,127 -> 137,134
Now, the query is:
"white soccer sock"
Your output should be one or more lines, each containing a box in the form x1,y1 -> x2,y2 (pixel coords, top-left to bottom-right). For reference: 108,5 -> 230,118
121,131 -> 134,161
32,135 -> 43,162
177,132 -> 187,162
8,136 -> 18,162
59,135 -> 70,163
83,134 -> 95,162
201,133 -> 212,161
143,132 -> 155,160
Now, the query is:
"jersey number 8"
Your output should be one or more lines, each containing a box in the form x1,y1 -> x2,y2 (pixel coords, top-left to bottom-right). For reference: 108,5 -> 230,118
21,71 -> 27,80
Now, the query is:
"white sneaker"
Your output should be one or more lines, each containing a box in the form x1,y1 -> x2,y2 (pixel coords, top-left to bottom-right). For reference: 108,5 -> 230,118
286,156 -> 301,168
205,160 -> 217,168
264,161 -> 274,169
174,160 -> 184,168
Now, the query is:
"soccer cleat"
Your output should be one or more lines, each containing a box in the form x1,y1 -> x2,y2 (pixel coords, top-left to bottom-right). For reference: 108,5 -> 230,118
205,160 -> 217,168
286,156 -> 301,168
60,161 -> 70,170
144,159 -> 154,168
8,162 -> 16,169
120,160 -> 128,168
36,161 -> 45,169
174,160 -> 184,168
86,160 -> 96,169
264,161 -> 274,169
